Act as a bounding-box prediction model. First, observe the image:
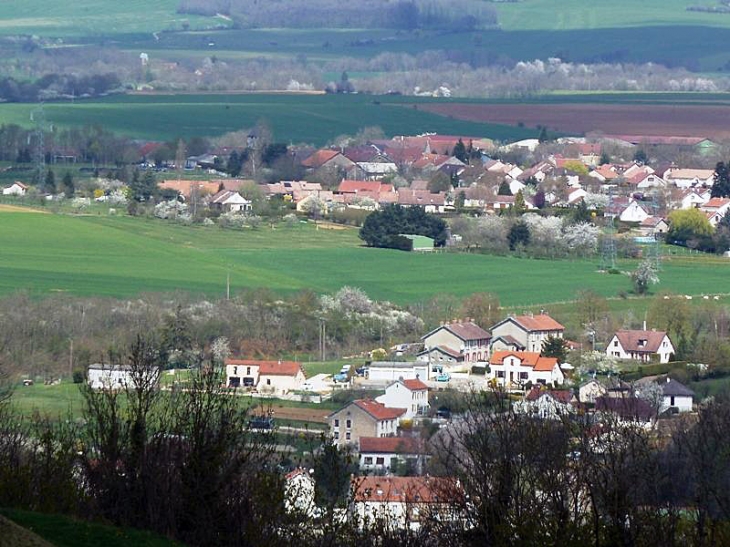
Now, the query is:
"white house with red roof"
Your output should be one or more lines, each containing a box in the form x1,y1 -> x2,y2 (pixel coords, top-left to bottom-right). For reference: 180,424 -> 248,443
489,313 -> 565,354
419,319 -> 491,364
376,379 -> 429,420
606,329 -> 675,363
350,476 -> 463,532
700,197 -> 730,226
358,437 -> 430,473
488,351 -> 565,387
225,359 -> 305,395
2,181 -> 28,196
328,399 -> 405,447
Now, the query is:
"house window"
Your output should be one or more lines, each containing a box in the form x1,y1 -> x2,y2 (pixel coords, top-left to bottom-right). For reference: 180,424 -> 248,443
497,371 -> 505,378
346,432 -> 351,441
364,457 -> 373,465
234,366 -> 238,375
520,372 -> 528,380
334,419 -> 339,427
346,419 -> 352,429
246,367 -> 251,375
376,457 -> 385,466
266,378 -> 271,385
613,341 -> 618,347
334,432 -> 339,440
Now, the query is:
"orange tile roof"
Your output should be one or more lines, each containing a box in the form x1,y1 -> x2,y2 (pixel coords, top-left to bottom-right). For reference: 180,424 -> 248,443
225,359 -> 302,377
359,436 -> 425,454
489,351 -> 558,372
703,197 -> 730,209
512,314 -> 565,332
354,399 -> 406,421
351,476 -> 461,504
401,379 -> 428,391
338,180 -> 392,193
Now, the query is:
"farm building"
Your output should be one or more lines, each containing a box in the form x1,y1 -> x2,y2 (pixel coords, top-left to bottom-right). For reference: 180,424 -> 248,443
87,363 -> 160,390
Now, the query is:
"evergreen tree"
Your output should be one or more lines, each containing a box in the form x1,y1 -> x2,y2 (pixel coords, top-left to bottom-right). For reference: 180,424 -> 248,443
712,161 -> 730,198
541,336 -> 568,362
43,169 -> 56,194
62,171 -> 74,198
452,138 -> 468,163
538,126 -> 549,143
514,190 -> 527,215
600,152 -> 611,165
497,180 -> 512,196
508,221 -> 530,251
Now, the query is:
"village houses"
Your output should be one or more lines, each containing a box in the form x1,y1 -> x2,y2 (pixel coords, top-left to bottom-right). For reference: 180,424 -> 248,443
487,351 -> 565,388
419,319 -> 491,365
375,378 -> 430,420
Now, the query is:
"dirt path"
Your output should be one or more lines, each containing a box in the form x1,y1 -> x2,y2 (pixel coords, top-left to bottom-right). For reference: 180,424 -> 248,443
0,204 -> 47,213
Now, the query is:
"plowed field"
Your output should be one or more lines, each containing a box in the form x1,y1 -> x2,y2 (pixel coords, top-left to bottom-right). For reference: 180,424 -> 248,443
421,103 -> 730,139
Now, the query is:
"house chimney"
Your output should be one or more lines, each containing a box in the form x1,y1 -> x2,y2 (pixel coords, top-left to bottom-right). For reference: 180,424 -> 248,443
643,320 -> 646,331
666,377 -> 671,383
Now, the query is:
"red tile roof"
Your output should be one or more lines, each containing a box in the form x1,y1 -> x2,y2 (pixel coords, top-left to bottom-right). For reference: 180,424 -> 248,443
354,399 -> 407,421
401,379 -> 428,391
702,197 -> 730,209
422,320 -> 490,343
359,436 -> 425,454
351,476 -> 461,504
489,351 -> 559,372
338,180 -> 393,194
301,149 -> 341,168
225,359 -> 303,377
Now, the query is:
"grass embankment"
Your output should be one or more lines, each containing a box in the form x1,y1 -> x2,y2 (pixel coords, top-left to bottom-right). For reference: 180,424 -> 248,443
1,211 -> 729,307
0,508 -> 182,547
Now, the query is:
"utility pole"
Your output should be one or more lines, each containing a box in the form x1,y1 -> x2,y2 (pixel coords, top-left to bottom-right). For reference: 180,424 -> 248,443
69,338 -> 73,379
226,270 -> 230,301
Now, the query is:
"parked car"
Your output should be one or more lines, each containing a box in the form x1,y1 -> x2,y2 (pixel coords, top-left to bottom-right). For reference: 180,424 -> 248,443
436,372 -> 451,382
355,367 -> 367,377
333,372 -> 349,383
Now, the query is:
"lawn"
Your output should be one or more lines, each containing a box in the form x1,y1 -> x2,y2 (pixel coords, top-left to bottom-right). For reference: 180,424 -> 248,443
1,211 -> 729,307
0,508 -> 182,547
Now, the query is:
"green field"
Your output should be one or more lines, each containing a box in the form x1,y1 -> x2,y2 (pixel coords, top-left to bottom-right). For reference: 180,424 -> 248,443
0,508 -> 182,547
0,93 -> 539,145
1,1 -> 730,73
1,210 -> 729,307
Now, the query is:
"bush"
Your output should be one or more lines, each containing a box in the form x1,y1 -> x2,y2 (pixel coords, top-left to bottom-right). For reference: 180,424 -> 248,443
72,370 -> 84,384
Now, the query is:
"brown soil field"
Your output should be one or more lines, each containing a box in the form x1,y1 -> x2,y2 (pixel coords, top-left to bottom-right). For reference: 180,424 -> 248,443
270,404 -> 329,423
0,204 -> 47,213
421,103 -> 730,139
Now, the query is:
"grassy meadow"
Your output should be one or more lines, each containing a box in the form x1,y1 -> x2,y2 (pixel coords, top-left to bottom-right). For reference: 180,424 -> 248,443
1,210 -> 729,308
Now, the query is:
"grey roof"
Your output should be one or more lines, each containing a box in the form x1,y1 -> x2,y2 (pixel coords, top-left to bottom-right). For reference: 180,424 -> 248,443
662,378 -> 695,398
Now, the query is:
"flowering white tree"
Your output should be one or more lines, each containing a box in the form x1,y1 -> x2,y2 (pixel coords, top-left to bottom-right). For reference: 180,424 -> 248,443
562,222 -> 600,256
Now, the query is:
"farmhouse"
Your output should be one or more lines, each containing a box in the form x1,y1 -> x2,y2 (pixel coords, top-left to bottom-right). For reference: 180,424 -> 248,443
489,313 -> 564,353
2,181 -> 27,196
225,359 -> 305,395
578,379 -> 607,404
606,329 -> 675,363
375,379 -> 429,420
328,400 -> 405,447
487,351 -> 564,388
420,319 -> 491,364
87,363 -> 160,390
358,437 -> 430,473
638,216 -> 669,237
